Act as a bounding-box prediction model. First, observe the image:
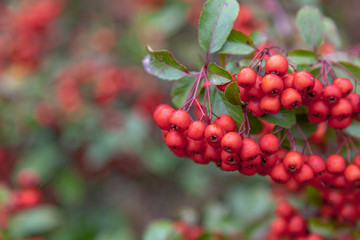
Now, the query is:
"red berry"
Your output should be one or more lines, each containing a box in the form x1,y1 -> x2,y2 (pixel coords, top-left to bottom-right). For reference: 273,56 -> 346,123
326,154 -> 346,174
204,124 -> 224,147
221,150 -> 241,165
280,88 -> 302,109
260,153 -> 278,168
245,75 -> 264,99
239,138 -> 260,161
261,74 -> 284,96
265,54 -> 289,77
247,99 -> 264,117
260,95 -> 281,114
214,114 -> 236,133
191,154 -> 210,164
165,131 -> 187,150
203,144 -> 221,162
330,98 -> 353,120
282,73 -> 294,89
307,155 -> 326,176
221,161 -> 240,171
221,132 -> 243,153
169,110 -> 191,132
153,106 -> 175,130
288,215 -> 306,236
323,84 -> 342,105
308,100 -> 329,124
306,78 -> 323,100
293,163 -> 314,184
186,139 -> 205,154
333,77 -> 353,97
283,151 -> 304,173
344,164 -> 360,185
187,121 -> 206,140
275,200 -> 295,219
271,163 -> 291,184
328,116 -> 352,129
259,134 -> 279,155
294,70 -> 315,93
237,67 -> 257,88
346,93 -> 360,113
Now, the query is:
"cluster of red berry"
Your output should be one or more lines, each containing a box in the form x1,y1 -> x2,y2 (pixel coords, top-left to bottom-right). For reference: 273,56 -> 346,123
268,200 -> 323,240
153,51 -> 360,195
0,0 -> 62,71
173,220 -> 203,240
235,54 -> 360,129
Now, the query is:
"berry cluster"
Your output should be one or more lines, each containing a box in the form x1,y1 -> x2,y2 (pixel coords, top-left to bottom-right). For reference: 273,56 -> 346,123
267,200 -> 324,240
173,221 -> 203,240
232,54 -> 360,130
0,0 -> 62,71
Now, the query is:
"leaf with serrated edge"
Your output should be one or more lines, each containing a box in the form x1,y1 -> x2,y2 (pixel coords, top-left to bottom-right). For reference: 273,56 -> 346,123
224,82 -> 241,105
207,62 -> 233,85
143,46 -> 189,80
219,30 -> 255,55
296,6 -> 324,48
198,0 -> 239,53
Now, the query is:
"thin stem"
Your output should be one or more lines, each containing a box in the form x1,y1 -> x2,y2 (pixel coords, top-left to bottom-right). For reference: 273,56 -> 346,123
346,134 -> 360,155
295,123 -> 313,155
288,63 -> 297,72
286,129 -> 296,151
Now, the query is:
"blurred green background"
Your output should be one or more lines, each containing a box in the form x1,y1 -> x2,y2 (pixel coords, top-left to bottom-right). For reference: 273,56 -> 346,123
0,0 -> 358,239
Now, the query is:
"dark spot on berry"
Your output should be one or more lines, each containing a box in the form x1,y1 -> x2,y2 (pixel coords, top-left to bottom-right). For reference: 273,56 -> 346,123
210,135 -> 218,142
290,101 -> 298,108
328,96 -> 336,102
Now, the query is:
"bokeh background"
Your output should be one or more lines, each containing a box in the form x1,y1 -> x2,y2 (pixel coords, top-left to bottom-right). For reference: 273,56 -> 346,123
0,0 -> 359,239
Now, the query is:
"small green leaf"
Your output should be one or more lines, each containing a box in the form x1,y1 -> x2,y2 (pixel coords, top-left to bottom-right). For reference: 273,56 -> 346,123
198,0 -> 239,53
260,108 -> 296,128
323,17 -> 341,49
143,220 -> 179,240
287,50 -> 318,65
213,91 -> 243,127
296,6 -> 324,48
172,76 -> 195,108
224,82 -> 241,105
143,46 -> 189,80
9,205 -> 63,237
219,30 -> 255,55
207,63 -> 233,85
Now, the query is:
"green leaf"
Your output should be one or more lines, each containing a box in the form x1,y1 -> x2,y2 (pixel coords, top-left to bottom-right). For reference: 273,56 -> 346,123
248,114 -> 263,135
213,91 -> 243,127
143,46 -> 189,80
225,61 -> 240,74
344,121 -> 360,138
144,1 -> 186,37
260,108 -> 296,128
207,63 -> 233,85
323,17 -> 342,49
219,30 -> 255,55
338,62 -> 360,82
171,76 -> 195,108
287,50 -> 318,65
198,0 -> 239,53
291,114 -> 317,138
224,82 -> 241,105
142,220 -> 180,240
250,31 -> 267,46
296,6 -> 324,48
16,143 -> 61,184
9,205 -> 63,237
